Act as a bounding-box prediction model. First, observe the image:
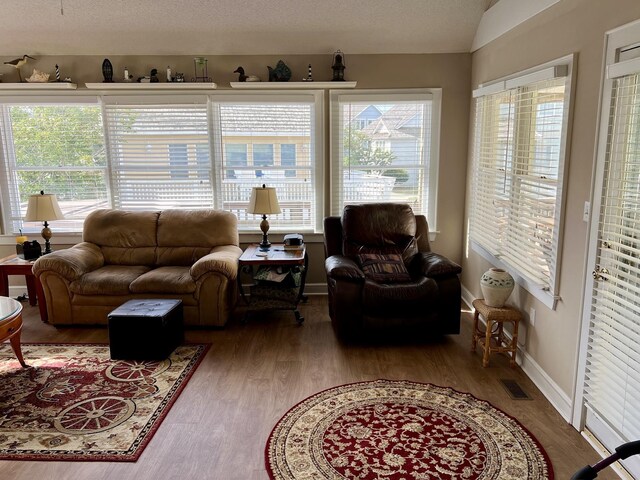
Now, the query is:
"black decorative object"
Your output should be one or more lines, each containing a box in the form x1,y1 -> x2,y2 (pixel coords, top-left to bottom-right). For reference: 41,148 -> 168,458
267,60 -> 292,82
302,64 -> 313,82
16,240 -> 41,260
102,58 -> 113,82
234,66 -> 248,82
55,64 -> 60,82
150,69 -> 159,82
332,50 -> 346,81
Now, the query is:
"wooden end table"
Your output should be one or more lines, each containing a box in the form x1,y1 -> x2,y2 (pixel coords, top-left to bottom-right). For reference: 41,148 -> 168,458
238,244 -> 308,324
471,298 -> 521,367
0,296 -> 27,367
0,254 -> 48,323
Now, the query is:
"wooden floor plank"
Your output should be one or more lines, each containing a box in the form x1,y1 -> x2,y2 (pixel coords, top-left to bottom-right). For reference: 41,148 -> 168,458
0,297 -> 618,479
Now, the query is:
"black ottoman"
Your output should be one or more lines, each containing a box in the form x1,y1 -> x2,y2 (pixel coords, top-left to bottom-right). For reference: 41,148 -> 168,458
108,299 -> 183,360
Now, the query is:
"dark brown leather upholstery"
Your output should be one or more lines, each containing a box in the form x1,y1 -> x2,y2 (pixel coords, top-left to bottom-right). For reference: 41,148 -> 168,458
324,203 -> 462,339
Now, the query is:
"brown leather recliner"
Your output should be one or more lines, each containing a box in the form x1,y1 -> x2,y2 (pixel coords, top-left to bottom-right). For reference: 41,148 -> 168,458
324,203 -> 462,339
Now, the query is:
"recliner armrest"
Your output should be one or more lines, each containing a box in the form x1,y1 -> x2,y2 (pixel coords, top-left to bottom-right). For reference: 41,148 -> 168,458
32,242 -> 105,281
326,255 -> 365,281
191,245 -> 242,281
414,252 -> 462,278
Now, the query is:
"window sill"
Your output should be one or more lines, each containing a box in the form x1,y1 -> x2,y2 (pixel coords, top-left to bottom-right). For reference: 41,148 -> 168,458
470,240 -> 560,310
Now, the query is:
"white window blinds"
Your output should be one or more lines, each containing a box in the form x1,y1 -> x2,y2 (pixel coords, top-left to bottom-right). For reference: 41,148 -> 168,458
583,71 -> 640,467
210,93 -> 322,232
0,101 -> 108,233
470,64 -> 570,303
102,96 -> 212,210
330,90 -> 440,228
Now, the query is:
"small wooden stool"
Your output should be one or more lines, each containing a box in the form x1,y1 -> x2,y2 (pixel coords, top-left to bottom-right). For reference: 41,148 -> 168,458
471,298 -> 521,367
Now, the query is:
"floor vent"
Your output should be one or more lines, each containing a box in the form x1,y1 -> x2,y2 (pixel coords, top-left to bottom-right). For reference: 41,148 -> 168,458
500,379 -> 532,400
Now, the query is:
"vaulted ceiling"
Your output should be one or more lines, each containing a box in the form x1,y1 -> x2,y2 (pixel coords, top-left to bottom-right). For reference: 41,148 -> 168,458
0,0 -> 493,56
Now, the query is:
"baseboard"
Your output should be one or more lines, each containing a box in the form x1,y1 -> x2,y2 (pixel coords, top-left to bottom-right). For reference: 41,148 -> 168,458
462,281 -> 572,422
8,285 -> 28,299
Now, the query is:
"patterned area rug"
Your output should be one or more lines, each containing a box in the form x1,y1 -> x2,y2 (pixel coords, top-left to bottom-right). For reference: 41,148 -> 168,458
0,343 -> 208,461
266,379 -> 553,479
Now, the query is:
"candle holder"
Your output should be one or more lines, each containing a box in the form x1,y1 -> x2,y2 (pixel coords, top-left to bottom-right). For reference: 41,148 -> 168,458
192,57 -> 211,82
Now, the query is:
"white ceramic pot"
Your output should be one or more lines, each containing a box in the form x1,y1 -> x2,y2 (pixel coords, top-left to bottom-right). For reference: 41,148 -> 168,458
480,268 -> 514,307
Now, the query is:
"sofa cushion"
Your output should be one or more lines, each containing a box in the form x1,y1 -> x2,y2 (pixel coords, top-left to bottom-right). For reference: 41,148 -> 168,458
83,209 -> 159,266
362,276 -> 438,313
156,210 -> 239,266
342,203 -> 418,259
357,253 -> 411,283
130,267 -> 196,294
70,266 -> 151,295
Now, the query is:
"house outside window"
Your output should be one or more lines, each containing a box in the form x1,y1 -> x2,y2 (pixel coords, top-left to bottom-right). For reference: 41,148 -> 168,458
281,144 -> 296,178
252,144 -> 274,178
330,89 -> 441,230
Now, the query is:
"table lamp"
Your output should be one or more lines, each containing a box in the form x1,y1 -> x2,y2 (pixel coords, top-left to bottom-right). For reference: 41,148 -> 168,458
24,191 -> 65,254
247,184 -> 281,250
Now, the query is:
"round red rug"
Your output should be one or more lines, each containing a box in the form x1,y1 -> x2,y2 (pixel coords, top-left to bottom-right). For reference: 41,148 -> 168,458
266,379 -> 553,479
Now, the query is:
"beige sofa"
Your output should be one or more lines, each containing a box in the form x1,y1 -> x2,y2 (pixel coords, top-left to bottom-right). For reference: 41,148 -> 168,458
32,209 -> 242,327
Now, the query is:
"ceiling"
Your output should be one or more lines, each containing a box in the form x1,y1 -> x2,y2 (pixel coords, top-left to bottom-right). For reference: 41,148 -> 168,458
0,0 -> 493,56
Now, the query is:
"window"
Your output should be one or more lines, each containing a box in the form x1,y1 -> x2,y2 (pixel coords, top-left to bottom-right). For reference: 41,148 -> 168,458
330,90 -> 441,229
0,91 -> 324,234
281,144 -> 296,178
211,92 -> 323,232
0,102 -> 109,233
103,96 -> 212,210
469,58 -> 573,307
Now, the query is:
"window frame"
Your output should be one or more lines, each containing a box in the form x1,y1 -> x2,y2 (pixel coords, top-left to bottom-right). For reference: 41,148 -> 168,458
209,90 -> 325,233
329,88 -> 442,231
0,95 -> 110,234
469,55 -> 575,309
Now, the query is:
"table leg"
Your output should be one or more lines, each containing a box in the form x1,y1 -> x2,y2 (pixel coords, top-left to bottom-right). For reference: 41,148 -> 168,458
0,271 -> 8,297
25,275 -> 37,306
482,319 -> 493,367
9,320 -> 27,368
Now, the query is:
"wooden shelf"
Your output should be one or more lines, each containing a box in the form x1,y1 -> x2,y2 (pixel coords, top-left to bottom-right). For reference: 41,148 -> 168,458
84,82 -> 217,90
0,82 -> 78,90
229,81 -> 357,89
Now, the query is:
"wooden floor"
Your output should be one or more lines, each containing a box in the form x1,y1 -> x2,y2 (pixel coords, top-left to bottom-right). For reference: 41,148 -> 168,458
1,297 -> 617,480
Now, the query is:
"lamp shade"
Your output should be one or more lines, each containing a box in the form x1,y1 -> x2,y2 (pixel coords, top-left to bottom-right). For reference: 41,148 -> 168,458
24,192 -> 65,222
247,185 -> 281,215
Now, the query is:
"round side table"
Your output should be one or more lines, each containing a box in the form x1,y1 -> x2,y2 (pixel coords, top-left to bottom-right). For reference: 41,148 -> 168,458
0,296 -> 26,367
471,298 -> 521,367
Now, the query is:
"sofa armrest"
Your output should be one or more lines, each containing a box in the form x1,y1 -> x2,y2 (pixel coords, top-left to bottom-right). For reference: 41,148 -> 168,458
414,252 -> 462,278
32,242 -> 104,282
191,245 -> 242,281
325,255 -> 365,282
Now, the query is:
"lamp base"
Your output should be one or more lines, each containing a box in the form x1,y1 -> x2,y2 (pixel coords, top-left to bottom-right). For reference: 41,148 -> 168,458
41,221 -> 53,255
258,215 -> 271,250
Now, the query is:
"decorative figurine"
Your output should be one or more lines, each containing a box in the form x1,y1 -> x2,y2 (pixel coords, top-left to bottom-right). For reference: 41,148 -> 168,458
302,64 -> 313,81
233,66 -> 260,82
55,64 -> 61,82
267,60 -> 292,82
123,67 -> 133,82
102,58 -> 114,82
150,68 -> 159,82
3,55 -> 36,83
193,57 -> 211,82
26,69 -> 50,83
174,73 -> 185,82
331,50 -> 346,81
166,66 -> 172,82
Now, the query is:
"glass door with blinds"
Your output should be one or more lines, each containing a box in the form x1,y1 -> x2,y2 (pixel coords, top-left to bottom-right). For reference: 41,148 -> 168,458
576,20 -> 640,477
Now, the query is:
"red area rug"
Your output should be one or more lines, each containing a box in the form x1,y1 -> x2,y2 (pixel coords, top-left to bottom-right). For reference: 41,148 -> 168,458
266,379 -> 553,479
0,343 -> 208,461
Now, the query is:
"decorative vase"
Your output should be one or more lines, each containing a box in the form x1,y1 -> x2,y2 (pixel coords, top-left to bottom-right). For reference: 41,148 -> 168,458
480,268 -> 514,307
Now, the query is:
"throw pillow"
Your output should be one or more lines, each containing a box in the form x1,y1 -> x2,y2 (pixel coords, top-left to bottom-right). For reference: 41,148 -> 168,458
357,253 -> 411,283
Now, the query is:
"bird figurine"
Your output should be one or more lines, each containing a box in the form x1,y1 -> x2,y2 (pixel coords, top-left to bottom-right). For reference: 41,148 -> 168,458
267,60 -> 292,82
3,55 -> 36,82
233,66 -> 260,82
